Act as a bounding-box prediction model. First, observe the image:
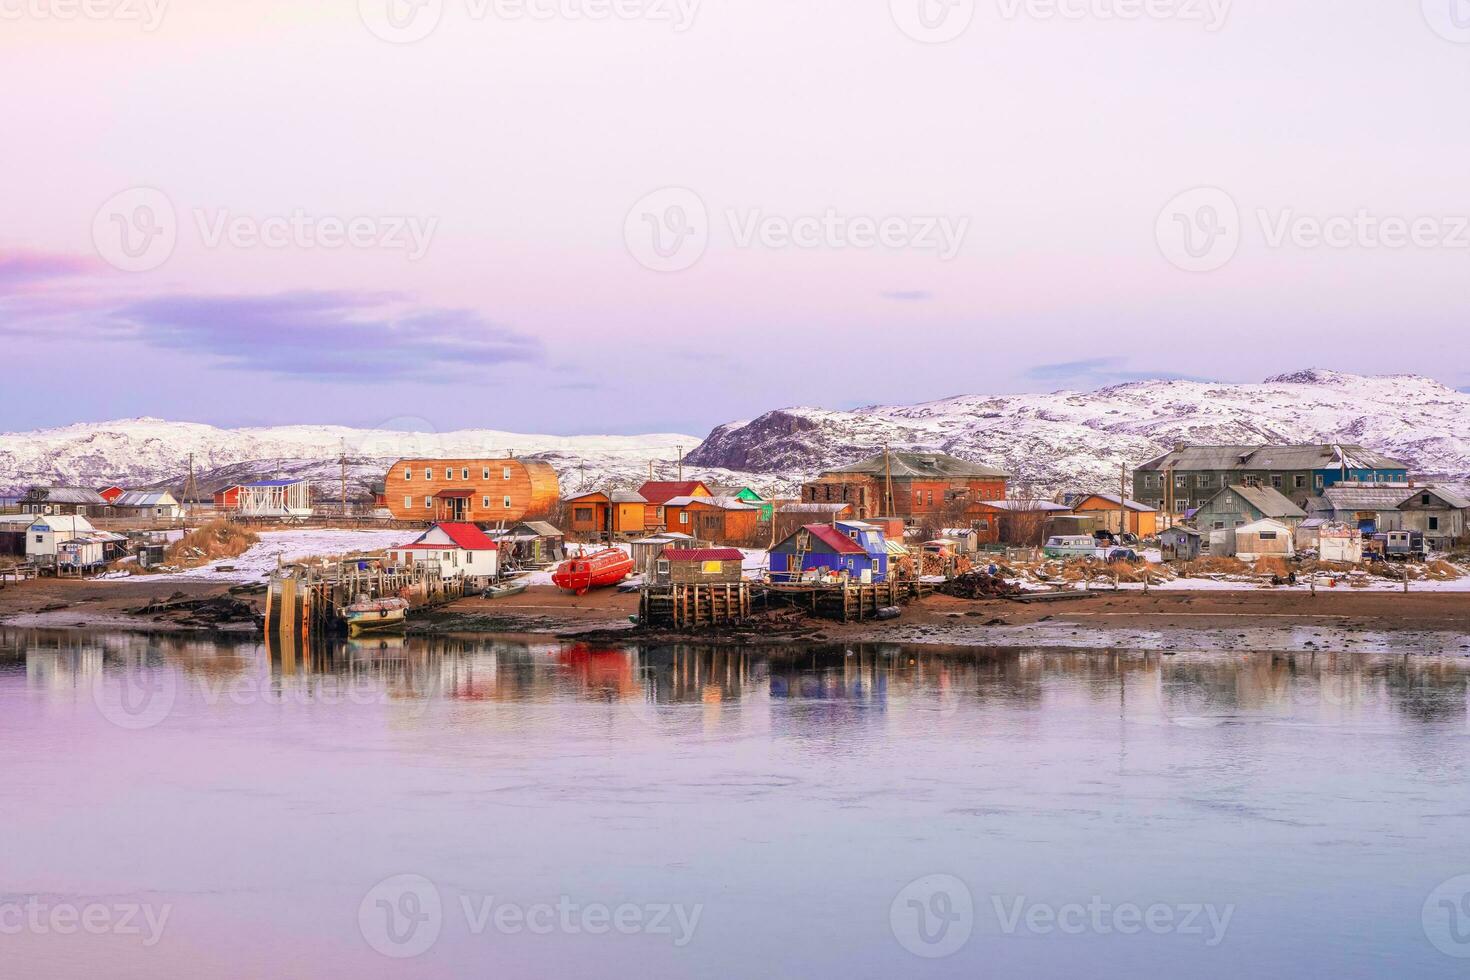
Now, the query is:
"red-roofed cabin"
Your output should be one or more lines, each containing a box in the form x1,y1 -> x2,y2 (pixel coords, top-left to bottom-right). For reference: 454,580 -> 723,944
637,480 -> 711,528
388,522 -> 499,582
652,547 -> 745,586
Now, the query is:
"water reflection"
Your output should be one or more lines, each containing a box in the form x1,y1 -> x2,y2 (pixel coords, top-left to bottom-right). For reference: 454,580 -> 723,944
3,628 -> 1468,732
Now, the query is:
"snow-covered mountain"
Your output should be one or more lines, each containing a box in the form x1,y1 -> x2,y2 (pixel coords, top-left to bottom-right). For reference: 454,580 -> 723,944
0,418 -> 730,498
4,370 -> 1467,500
685,370 -> 1470,492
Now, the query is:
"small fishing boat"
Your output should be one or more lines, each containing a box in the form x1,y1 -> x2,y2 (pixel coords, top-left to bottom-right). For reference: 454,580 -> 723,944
551,549 -> 634,595
481,574 -> 531,599
341,595 -> 409,636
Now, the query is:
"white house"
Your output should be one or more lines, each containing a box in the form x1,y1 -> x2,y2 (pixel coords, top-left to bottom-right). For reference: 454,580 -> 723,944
111,490 -> 183,520
25,515 -> 96,558
388,522 -> 499,583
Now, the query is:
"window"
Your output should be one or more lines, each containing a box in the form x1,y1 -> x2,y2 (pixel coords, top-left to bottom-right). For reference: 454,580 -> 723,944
1174,500 -> 1188,513
1429,516 -> 1440,531
404,495 -> 413,509
424,496 -> 432,508
35,534 -> 43,544
503,466 -> 512,480
1259,531 -> 1277,540
1295,475 -> 1306,489
482,496 -> 490,508
1314,476 -> 1323,489
503,496 -> 512,508
466,552 -> 474,563
445,467 -> 453,480
1422,494 -> 1432,506
1271,475 -> 1282,488
462,467 -> 469,480
1198,475 -> 1212,488
482,467 -> 490,479
404,468 -> 412,481
1175,475 -> 1187,489
574,507 -> 593,522
1213,521 -> 1224,530
679,512 -> 690,525
425,467 -> 433,480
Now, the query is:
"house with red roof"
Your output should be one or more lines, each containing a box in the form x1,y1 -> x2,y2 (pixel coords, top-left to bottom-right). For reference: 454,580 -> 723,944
636,480 -> 711,528
652,547 -> 745,586
388,522 -> 499,582
769,523 -> 886,584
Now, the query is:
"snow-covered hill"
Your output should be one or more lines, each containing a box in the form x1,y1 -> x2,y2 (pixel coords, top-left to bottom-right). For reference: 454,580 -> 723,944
0,418 -> 728,498
685,370 -> 1470,492
4,371 -> 1467,500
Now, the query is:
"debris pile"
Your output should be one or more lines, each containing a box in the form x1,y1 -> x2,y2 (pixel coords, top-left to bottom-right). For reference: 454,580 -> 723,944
937,570 -> 1022,599
133,591 -> 262,628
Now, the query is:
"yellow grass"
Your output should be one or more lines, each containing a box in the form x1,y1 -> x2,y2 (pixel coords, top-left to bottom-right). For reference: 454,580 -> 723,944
163,521 -> 258,569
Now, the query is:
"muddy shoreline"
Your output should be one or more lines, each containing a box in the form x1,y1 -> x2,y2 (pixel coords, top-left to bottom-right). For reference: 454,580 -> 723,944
3,577 -> 1468,654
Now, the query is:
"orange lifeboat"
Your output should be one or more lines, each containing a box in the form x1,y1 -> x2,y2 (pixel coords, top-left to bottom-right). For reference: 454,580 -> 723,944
552,549 -> 634,595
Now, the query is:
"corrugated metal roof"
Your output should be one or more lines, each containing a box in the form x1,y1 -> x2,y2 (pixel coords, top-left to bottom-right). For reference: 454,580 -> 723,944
113,491 -> 176,507
29,487 -> 108,505
1078,493 -> 1155,513
777,503 -> 852,513
610,491 -> 648,504
1139,443 -> 1408,473
827,451 -> 1009,479
1314,485 -> 1414,511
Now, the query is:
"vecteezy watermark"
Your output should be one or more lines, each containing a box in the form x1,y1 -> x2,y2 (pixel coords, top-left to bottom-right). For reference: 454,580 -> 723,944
1422,0 -> 1470,43
1157,186 -> 1470,273
1155,186 -> 1240,273
889,876 -> 1234,957
624,187 -> 969,272
357,874 -> 703,958
0,897 -> 172,947
0,0 -> 168,30
996,0 -> 1231,31
991,895 -> 1234,946
1423,874 -> 1470,958
358,0 -> 699,44
889,874 -> 975,958
890,0 -> 976,43
91,663 -> 178,731
92,187 -> 437,272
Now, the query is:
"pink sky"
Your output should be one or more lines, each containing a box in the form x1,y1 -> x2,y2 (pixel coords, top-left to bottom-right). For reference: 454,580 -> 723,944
3,0 -> 1469,434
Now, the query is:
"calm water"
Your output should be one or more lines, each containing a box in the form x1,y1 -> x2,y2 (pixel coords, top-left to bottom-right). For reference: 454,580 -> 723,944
3,629 -> 1470,979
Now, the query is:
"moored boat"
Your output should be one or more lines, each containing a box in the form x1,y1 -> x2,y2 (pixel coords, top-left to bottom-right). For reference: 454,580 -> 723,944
551,549 -> 634,595
342,595 -> 410,636
481,574 -> 531,599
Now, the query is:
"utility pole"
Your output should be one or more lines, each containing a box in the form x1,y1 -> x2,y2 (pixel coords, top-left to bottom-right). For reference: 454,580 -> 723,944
181,453 -> 199,526
883,442 -> 894,517
677,447 -> 683,482
339,439 -> 348,519
1119,461 -> 1128,541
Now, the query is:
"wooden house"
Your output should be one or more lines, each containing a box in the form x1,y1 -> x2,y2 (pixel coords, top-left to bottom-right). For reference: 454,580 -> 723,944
388,522 -> 499,584
1397,487 -> 1469,552
565,491 -> 648,539
1158,526 -> 1202,562
384,458 -> 560,523
20,487 -> 108,516
835,520 -> 891,581
769,523 -> 884,584
650,547 -> 745,587
1194,485 -> 1306,532
213,485 -> 244,510
800,451 -> 1008,521
711,485 -> 772,521
1071,493 -> 1159,538
637,480 -> 712,529
662,496 -> 761,545
111,490 -> 183,520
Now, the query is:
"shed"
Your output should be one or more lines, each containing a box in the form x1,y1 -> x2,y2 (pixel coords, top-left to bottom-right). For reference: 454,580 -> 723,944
630,532 -> 701,576
111,490 -> 183,520
651,547 -> 745,586
1070,493 -> 1159,538
1234,519 -> 1295,562
1158,526 -> 1202,562
1295,519 -> 1362,563
493,520 -> 566,566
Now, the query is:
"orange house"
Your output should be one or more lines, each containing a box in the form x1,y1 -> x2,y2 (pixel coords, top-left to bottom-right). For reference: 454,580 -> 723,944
1071,493 -> 1159,538
637,480 -> 711,529
662,496 -> 761,545
384,458 -> 560,523
565,491 -> 648,539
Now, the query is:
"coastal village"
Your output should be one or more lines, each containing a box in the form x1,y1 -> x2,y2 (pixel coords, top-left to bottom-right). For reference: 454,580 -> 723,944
2,442 -> 1469,638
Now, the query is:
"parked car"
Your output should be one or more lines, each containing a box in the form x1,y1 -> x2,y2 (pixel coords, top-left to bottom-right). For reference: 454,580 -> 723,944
1044,535 -> 1103,559
1106,548 -> 1140,563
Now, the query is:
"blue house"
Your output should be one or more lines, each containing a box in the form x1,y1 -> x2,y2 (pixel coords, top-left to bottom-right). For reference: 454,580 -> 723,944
769,523 -> 886,583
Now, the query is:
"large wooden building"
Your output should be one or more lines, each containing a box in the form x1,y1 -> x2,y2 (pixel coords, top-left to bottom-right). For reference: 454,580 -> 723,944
384,458 -> 559,523
800,452 -> 1009,522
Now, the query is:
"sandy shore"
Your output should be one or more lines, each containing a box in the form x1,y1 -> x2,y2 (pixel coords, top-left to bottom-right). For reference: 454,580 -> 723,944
3,578 -> 1468,654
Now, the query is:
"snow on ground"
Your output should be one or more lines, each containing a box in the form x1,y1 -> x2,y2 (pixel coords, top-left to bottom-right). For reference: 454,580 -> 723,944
143,529 -> 414,583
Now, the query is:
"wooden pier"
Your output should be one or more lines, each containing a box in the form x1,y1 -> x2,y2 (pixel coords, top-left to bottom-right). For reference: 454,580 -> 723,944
761,580 -> 914,622
266,558 -> 461,640
639,582 -> 753,628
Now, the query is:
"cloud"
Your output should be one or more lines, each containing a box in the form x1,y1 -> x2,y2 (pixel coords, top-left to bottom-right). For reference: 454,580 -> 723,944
880,290 -> 932,302
111,290 -> 542,381
1025,357 -> 1207,388
0,250 -> 101,292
